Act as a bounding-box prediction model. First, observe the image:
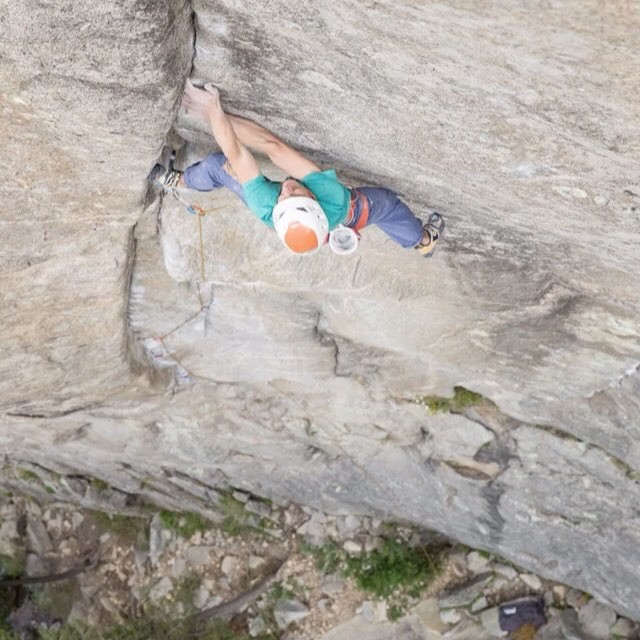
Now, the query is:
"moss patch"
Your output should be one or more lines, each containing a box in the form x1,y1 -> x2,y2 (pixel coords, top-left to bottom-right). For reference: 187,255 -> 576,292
90,511 -> 149,550
17,469 -> 39,482
417,386 -> 489,414
158,509 -> 212,539
0,552 -> 25,578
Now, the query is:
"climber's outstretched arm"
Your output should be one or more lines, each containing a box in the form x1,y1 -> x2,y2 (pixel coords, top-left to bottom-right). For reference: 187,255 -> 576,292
181,80 -> 320,180
182,81 -> 260,183
226,114 -> 321,180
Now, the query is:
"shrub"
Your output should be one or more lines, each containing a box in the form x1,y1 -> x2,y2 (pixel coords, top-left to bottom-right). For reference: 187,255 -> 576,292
304,536 -> 446,620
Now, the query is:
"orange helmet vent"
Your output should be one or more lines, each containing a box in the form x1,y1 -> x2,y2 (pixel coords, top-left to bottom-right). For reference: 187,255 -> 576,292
284,222 -> 320,254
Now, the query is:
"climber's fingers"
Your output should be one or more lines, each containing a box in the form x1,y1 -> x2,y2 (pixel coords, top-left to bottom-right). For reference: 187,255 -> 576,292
181,80 -> 223,123
203,82 -> 220,101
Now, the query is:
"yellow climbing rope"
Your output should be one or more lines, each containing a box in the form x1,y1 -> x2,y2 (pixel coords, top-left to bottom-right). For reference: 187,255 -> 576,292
193,204 -> 207,283
169,190 -> 221,286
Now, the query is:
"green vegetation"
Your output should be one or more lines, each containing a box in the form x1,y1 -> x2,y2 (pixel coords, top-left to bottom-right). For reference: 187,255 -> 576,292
18,469 -> 39,482
417,386 -> 488,414
172,572 -> 202,614
219,494 -> 248,536
0,553 -> 24,578
90,511 -> 149,550
0,585 -> 19,634
158,509 -> 212,539
29,581 -> 76,620
344,539 -> 443,598
387,604 -> 404,622
90,478 -> 110,493
217,493 -> 274,538
304,537 -> 446,620
301,540 -> 342,574
0,617 -> 256,640
267,577 -> 306,603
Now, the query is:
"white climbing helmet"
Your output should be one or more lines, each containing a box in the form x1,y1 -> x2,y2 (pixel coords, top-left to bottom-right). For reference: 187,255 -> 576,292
272,196 -> 329,255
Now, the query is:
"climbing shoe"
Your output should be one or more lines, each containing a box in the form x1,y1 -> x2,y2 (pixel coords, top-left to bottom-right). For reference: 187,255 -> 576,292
416,212 -> 445,258
149,163 -> 182,190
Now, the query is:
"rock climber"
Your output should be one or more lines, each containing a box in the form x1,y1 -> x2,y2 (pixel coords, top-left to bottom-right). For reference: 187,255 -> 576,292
151,80 -> 444,257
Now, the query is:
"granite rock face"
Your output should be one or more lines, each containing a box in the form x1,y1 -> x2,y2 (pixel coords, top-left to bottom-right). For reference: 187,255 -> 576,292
2,0 -> 640,621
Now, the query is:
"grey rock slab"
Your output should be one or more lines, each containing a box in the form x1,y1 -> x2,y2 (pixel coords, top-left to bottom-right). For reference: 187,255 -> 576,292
318,617 -> 397,640
336,514 -> 361,537
413,597 -> 450,635
193,584 -> 210,609
359,600 -> 376,624
220,554 -> 240,576
471,596 -> 489,613
185,545 -> 213,567
248,555 -> 266,570
438,573 -> 494,609
565,589 -> 587,610
439,609 -> 462,625
0,0 -> 193,413
245,500 -> 271,518
148,576 -> 173,603
25,519 -> 53,555
249,615 -> 268,637
320,574 -> 345,596
480,607 -> 507,637
0,519 -> 20,558
170,557 -> 186,578
560,609 -> 595,640
534,616 -> 564,640
418,414 -> 495,461
390,620 -> 423,640
273,599 -> 310,630
343,540 -> 362,555
576,599 -> 618,639
24,553 -> 50,577
520,574 -> 543,591
493,564 -> 519,581
442,618 -> 498,640
4,0 -> 640,625
148,514 -> 166,564
610,617 -> 637,638
467,551 -> 490,574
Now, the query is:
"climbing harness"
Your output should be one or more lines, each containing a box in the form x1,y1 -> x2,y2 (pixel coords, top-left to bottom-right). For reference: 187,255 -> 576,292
416,212 -> 445,258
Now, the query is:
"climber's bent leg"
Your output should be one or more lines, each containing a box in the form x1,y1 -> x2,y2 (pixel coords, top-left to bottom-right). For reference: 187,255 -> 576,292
355,187 -> 424,248
183,152 -> 247,204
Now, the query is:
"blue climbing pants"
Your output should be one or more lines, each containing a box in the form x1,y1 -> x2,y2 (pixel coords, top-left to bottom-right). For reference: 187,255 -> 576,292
183,152 -> 424,248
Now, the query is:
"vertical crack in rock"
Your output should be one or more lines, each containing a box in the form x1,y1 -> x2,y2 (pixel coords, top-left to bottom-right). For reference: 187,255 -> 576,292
480,481 -> 506,546
124,0 -> 198,388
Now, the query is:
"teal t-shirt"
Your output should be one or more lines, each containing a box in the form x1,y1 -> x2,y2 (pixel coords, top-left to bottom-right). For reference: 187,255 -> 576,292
241,169 -> 351,230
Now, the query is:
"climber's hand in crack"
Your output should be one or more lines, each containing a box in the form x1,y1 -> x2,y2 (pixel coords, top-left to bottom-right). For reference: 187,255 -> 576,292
181,80 -> 261,183
181,80 -> 222,121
